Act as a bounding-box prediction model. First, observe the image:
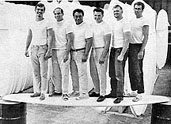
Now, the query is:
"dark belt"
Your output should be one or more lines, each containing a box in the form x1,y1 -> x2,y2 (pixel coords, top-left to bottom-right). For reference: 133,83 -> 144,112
71,48 -> 85,52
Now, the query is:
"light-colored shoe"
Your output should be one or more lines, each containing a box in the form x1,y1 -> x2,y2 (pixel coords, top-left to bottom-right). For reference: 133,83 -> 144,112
75,93 -> 89,100
132,94 -> 142,102
69,91 -> 80,97
62,94 -> 69,101
126,91 -> 138,97
39,93 -> 45,100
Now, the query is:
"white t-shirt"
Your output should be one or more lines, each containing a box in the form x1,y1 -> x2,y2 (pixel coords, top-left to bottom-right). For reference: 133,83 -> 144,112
72,22 -> 93,49
52,20 -> 73,49
91,21 -> 111,48
29,19 -> 52,45
130,17 -> 149,44
112,18 -> 131,48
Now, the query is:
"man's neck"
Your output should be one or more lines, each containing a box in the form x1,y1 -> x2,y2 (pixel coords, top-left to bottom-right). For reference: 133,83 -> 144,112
136,14 -> 143,18
36,16 -> 44,21
57,18 -> 63,22
116,16 -> 123,21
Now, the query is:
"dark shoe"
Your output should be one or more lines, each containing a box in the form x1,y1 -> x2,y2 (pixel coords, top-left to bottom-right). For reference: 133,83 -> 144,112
89,92 -> 100,97
105,93 -> 116,98
30,93 -> 41,97
49,92 -> 62,97
39,93 -> 45,100
113,97 -> 123,104
97,95 -> 105,102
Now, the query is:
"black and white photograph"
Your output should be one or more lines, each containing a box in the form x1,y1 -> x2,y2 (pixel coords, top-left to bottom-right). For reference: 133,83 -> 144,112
0,0 -> 171,124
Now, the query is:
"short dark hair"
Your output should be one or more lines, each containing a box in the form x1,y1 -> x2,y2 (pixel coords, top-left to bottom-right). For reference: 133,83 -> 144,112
93,8 -> 104,15
35,3 -> 45,11
113,4 -> 123,11
73,9 -> 84,16
53,7 -> 64,15
134,2 -> 145,10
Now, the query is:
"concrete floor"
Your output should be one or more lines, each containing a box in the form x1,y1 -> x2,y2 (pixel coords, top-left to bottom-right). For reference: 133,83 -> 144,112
25,64 -> 171,124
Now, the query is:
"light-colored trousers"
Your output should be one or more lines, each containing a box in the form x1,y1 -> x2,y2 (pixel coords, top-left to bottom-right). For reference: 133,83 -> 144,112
91,48 -> 108,96
70,50 -> 88,94
50,49 -> 70,94
30,45 -> 48,94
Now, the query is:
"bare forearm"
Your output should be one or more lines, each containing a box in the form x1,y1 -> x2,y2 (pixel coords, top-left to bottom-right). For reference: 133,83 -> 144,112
140,25 -> 149,52
120,40 -> 129,56
66,33 -> 74,55
25,30 -> 32,51
101,34 -> 111,58
140,36 -> 148,52
47,29 -> 53,52
84,38 -> 93,56
120,32 -> 130,56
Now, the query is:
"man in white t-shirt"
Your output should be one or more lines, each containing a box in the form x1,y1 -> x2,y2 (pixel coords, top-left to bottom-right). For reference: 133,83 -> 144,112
70,9 -> 93,100
25,3 -> 53,100
49,7 -> 74,101
89,8 -> 111,102
105,5 -> 131,104
128,2 -> 149,102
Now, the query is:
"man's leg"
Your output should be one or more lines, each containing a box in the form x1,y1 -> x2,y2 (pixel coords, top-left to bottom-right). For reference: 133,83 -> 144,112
128,44 -> 144,93
39,48 -> 48,100
89,49 -> 100,97
94,48 -> 107,102
58,50 -> 70,100
30,46 -> 41,97
114,48 -> 128,103
70,51 -> 79,96
106,48 -> 117,98
51,49 -> 62,94
74,50 -> 88,100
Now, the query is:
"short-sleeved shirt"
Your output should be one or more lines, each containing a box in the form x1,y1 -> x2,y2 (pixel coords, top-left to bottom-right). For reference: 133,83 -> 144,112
91,21 -> 111,48
52,20 -> 72,49
29,19 -> 52,45
130,17 -> 149,44
112,18 -> 131,48
72,22 -> 93,49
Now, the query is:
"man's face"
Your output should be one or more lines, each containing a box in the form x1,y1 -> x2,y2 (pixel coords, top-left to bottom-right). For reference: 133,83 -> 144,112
54,9 -> 63,22
93,11 -> 103,23
35,6 -> 45,18
113,7 -> 123,19
134,5 -> 143,17
73,12 -> 83,25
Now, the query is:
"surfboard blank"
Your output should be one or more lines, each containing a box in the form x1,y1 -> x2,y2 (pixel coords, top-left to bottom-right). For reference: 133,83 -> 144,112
3,93 -> 169,107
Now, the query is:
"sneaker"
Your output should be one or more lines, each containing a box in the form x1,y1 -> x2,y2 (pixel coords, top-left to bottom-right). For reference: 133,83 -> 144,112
39,93 -> 45,100
75,93 -> 89,100
62,94 -> 69,101
97,95 -> 105,102
30,93 -> 41,97
89,92 -> 100,97
132,94 -> 142,102
105,93 -> 116,98
113,97 -> 123,104
49,92 -> 62,97
126,91 -> 138,97
69,91 -> 80,97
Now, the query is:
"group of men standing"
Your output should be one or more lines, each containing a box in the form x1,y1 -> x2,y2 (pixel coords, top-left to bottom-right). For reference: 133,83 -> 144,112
25,1 -> 149,104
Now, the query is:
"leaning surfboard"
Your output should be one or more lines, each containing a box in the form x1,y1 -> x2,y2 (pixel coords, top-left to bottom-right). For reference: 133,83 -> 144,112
156,9 -> 169,69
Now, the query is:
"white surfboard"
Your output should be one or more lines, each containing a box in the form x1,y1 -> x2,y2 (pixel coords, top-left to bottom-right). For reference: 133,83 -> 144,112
156,9 -> 169,69
3,93 -> 169,107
